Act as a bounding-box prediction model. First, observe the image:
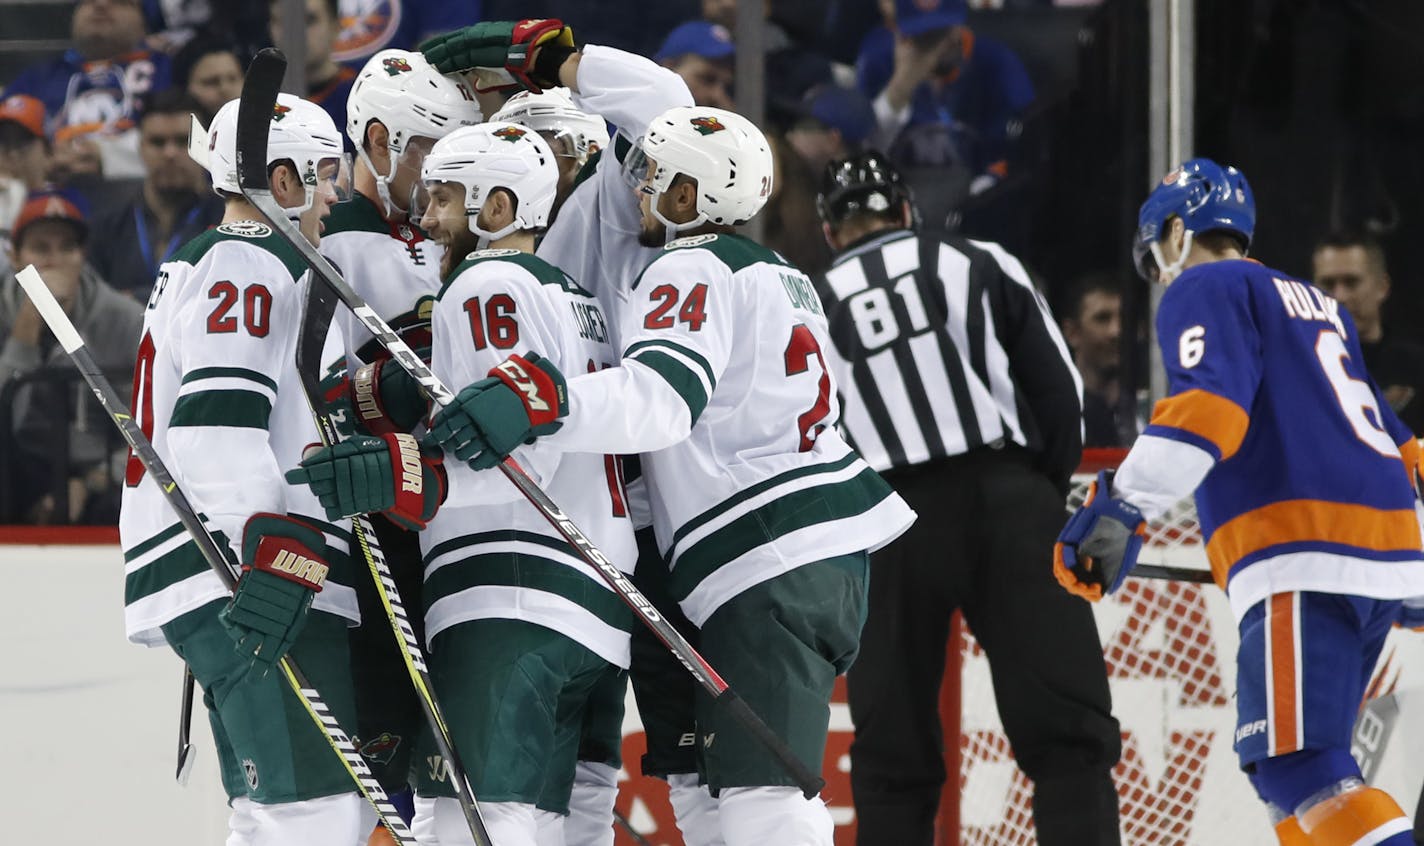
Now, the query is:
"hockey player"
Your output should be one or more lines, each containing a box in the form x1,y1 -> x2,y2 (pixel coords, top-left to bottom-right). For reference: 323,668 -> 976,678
422,104 -> 917,846
419,22 -> 727,843
287,121 -> 637,846
489,87 -> 609,222
318,48 -> 480,838
118,94 -> 371,844
1056,158 -> 1424,846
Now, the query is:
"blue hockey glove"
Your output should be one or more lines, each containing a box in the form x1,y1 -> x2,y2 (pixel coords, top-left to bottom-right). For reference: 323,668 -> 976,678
426,352 -> 568,471
219,513 -> 329,679
1054,470 -> 1146,602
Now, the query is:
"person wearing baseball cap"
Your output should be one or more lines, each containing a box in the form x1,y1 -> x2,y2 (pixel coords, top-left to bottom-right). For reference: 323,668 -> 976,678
784,84 -> 878,174
1,189 -> 143,522
654,20 -> 736,110
856,0 -> 1035,187
0,95 -> 53,245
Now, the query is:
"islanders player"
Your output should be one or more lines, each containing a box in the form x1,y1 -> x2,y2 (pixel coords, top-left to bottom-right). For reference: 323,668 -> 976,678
1055,158 -> 1424,846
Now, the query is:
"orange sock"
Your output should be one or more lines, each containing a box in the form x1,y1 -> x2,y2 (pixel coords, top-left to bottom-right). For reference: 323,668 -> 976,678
1298,786 -> 1412,845
1276,815 -> 1309,846
368,823 -> 398,846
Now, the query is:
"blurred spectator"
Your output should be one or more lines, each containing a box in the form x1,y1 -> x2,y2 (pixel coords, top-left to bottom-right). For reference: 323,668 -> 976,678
857,0 -> 1034,192
764,131 -> 831,276
269,0 -> 359,142
783,84 -> 877,174
0,192 -> 143,523
1313,230 -> 1424,435
333,0 -> 482,68
172,32 -> 245,125
87,90 -> 223,299
4,0 -> 172,182
0,96 -> 53,266
654,21 -> 736,110
698,0 -> 832,103
140,0 -> 214,51
1060,272 -> 1135,447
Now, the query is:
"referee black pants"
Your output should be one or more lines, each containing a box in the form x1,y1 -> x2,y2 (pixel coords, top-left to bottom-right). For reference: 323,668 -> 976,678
847,448 -> 1122,846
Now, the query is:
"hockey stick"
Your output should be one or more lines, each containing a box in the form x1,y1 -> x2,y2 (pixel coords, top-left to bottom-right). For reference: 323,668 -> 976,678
292,275 -> 492,846
13,265 -> 418,845
176,665 -> 196,784
239,46 -> 825,800
1133,564 -> 1215,584
615,808 -> 654,846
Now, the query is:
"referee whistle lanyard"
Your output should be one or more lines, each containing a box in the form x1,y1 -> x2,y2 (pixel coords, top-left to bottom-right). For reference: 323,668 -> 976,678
134,202 -> 203,279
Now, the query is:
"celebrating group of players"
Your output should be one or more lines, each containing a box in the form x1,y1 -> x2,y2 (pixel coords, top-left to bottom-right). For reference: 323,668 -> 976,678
110,11 -> 1424,846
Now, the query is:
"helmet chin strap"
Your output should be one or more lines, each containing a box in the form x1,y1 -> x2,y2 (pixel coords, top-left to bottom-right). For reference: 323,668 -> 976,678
355,145 -> 399,218
1149,229 -> 1194,284
649,187 -> 708,243
468,205 -> 519,251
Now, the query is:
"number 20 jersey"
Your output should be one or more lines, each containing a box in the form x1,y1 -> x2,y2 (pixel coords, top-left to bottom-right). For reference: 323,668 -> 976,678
1127,258 -> 1424,620
119,223 -> 359,646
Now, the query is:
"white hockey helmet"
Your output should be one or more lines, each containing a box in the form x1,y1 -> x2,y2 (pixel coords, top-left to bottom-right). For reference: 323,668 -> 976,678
190,93 -> 345,215
420,122 -> 559,246
347,49 -> 483,214
627,105 -> 774,234
490,88 -> 609,166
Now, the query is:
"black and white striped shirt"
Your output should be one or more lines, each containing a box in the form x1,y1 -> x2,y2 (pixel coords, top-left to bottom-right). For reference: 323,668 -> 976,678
814,228 -> 1083,488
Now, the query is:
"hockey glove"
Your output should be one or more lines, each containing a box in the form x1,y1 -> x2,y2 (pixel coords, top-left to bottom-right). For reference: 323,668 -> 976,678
219,513 -> 329,679
1054,470 -> 1147,602
350,356 -> 430,436
426,352 -> 568,471
285,433 -> 446,531
419,19 -> 575,93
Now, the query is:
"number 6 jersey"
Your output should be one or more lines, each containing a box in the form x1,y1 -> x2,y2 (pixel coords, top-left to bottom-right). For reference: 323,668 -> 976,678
119,222 -> 360,646
552,233 -> 916,627
1113,258 -> 1424,620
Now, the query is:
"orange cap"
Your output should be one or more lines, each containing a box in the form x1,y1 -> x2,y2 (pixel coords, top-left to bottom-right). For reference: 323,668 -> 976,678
11,192 -> 87,249
0,94 -> 46,139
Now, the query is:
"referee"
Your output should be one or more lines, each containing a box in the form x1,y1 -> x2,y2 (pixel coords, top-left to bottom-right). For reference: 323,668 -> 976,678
814,152 -> 1122,846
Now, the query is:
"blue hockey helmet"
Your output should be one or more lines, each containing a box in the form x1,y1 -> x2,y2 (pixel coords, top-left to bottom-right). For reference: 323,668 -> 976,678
1133,158 -> 1254,283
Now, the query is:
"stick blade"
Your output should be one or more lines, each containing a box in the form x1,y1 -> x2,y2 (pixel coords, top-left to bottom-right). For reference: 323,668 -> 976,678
236,48 -> 287,193
15,265 -> 84,353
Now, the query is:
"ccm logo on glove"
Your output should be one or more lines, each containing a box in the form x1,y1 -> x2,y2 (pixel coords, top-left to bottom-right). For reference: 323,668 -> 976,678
493,355 -> 563,422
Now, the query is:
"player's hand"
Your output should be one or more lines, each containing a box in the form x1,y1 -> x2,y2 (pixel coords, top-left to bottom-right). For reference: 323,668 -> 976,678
426,352 -> 568,471
419,19 -> 575,93
285,434 -> 445,530
1054,470 -> 1146,602
350,355 -> 430,436
219,513 -> 329,679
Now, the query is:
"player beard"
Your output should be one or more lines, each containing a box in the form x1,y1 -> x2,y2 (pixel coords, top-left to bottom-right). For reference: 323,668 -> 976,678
637,214 -> 669,248
441,227 -> 481,280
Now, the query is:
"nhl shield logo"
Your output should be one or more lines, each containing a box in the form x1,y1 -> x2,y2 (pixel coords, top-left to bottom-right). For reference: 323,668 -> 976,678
382,57 -> 413,76
690,116 -> 726,136
242,758 -> 259,790
272,103 -> 292,122
492,126 -> 527,143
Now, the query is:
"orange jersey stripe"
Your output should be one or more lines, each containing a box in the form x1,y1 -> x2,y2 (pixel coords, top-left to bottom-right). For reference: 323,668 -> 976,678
1205,499 -> 1422,586
1267,593 -> 1300,756
1299,786 -> 1408,845
1149,389 -> 1251,460
1398,437 -> 1420,493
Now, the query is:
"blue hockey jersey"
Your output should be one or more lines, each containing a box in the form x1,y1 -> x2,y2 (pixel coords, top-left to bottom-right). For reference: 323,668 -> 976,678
1114,259 -> 1424,620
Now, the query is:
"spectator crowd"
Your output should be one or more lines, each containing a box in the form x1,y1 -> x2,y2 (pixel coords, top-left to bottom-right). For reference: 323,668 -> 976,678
4,0 -> 1422,524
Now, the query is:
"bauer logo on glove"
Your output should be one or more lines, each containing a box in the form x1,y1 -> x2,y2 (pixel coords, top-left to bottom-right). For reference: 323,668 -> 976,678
1054,470 -> 1147,602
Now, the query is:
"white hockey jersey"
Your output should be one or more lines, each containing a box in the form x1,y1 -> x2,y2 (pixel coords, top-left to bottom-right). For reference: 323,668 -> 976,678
318,191 -> 445,368
535,44 -> 694,345
422,249 -> 637,667
553,234 -> 917,626
119,221 -> 359,646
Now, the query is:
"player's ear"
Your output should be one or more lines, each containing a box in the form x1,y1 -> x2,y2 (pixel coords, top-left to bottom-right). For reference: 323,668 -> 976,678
363,119 -> 391,168
486,188 -> 515,229
821,221 -> 839,252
